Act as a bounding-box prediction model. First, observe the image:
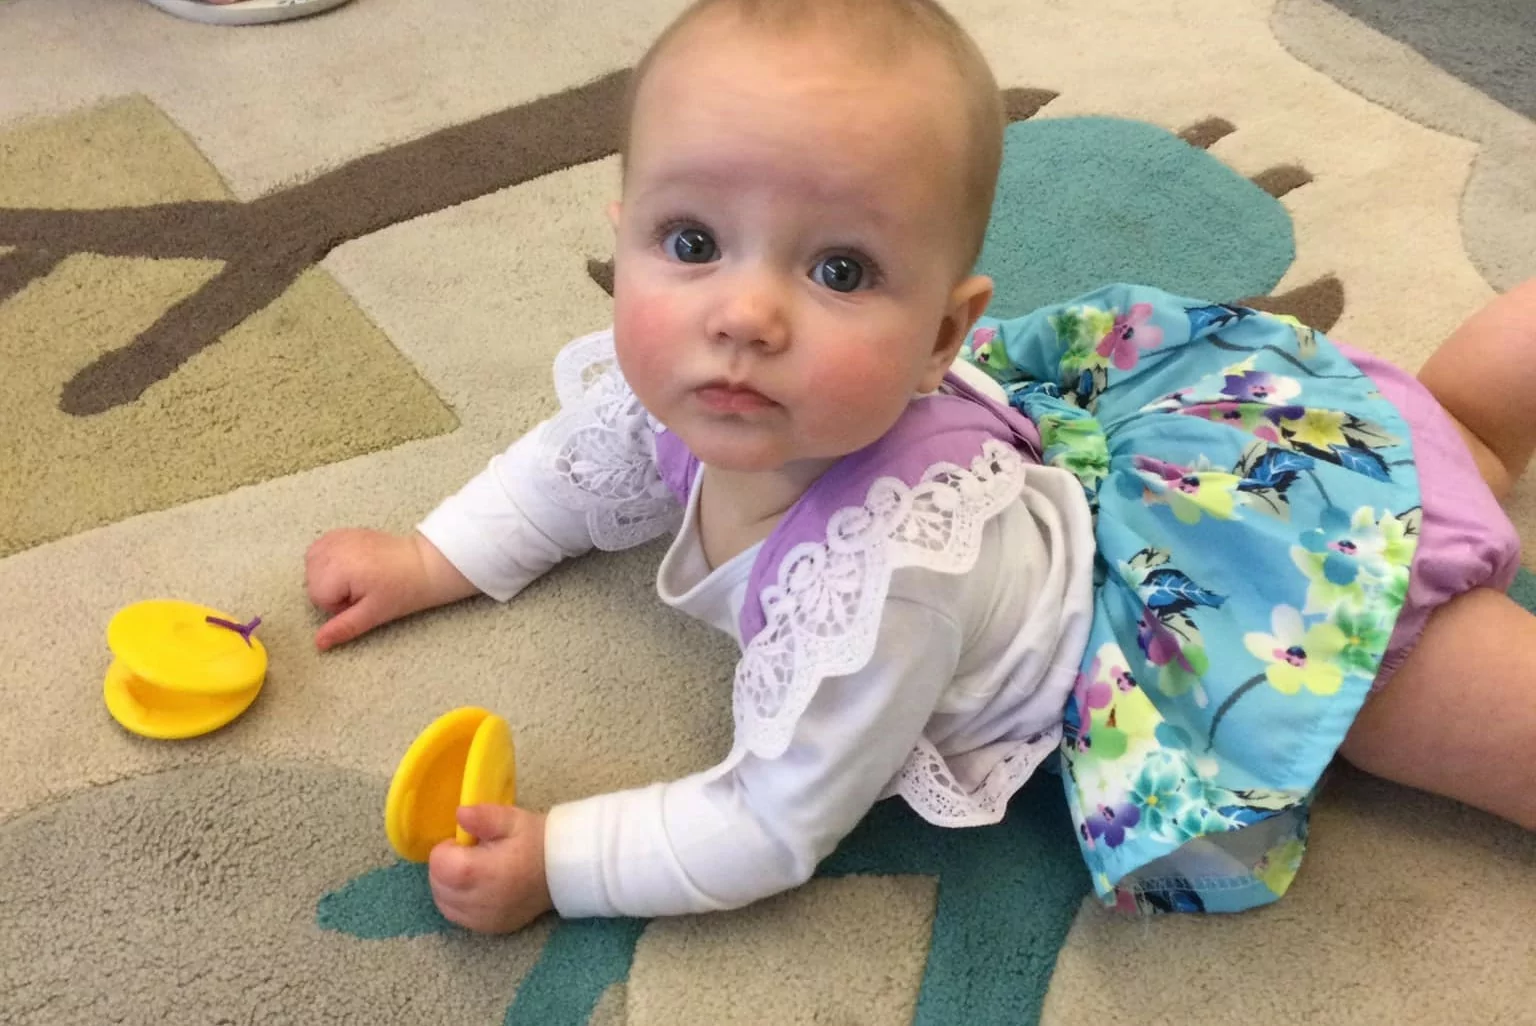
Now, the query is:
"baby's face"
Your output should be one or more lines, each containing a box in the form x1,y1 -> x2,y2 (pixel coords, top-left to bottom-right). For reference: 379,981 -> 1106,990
610,16 -> 985,476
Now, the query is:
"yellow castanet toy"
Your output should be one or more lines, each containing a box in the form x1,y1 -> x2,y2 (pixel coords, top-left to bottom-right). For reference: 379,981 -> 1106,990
385,707 -> 517,862
103,599 -> 267,740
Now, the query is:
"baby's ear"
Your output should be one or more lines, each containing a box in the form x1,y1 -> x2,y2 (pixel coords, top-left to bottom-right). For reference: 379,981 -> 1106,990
606,201 -> 622,231
922,274 -> 994,390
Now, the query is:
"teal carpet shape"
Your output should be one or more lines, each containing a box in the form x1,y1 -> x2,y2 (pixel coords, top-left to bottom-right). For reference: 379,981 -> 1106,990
978,117 -> 1294,316
319,781 -> 1087,1026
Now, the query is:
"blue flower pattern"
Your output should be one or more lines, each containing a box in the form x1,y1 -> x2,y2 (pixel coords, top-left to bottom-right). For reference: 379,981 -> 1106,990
961,284 -> 1420,914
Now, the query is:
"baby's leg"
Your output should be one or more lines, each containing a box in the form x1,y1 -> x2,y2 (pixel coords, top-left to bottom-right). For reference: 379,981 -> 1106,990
1417,278 -> 1536,501
1338,587 -> 1536,829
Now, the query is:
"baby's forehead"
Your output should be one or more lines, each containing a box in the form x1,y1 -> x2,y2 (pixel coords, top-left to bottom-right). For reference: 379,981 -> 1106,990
652,3 -> 951,83
631,17 -> 969,146
631,78 -> 966,202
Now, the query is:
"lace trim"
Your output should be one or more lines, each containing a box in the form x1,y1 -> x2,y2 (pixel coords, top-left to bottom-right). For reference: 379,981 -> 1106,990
733,439 -> 1041,825
545,329 -> 681,550
891,729 -> 1061,827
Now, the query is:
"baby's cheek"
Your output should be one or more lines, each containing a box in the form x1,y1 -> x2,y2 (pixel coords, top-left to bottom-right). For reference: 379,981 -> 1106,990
812,359 -> 873,402
613,288 -> 685,385
615,283 -> 677,340
807,356 -> 912,440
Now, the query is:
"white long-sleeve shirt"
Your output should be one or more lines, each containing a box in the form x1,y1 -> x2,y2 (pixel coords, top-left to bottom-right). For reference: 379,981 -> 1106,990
418,368 -> 1096,919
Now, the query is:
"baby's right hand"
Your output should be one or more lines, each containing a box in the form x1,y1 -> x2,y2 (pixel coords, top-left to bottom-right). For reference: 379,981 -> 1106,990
305,529 -> 466,651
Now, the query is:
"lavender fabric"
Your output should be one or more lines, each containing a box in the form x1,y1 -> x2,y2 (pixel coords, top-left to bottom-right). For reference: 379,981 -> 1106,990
653,372 -> 1043,642
1334,341 -> 1523,682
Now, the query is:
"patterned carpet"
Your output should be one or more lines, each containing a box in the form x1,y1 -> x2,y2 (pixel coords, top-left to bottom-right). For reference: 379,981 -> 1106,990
2,1 -> 1533,1023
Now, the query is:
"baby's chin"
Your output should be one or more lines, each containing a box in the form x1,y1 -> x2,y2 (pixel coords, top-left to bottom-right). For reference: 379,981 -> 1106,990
686,439 -> 798,474
672,427 -> 837,477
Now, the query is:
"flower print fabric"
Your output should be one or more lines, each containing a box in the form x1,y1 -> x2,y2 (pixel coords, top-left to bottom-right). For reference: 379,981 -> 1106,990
960,284 -> 1421,914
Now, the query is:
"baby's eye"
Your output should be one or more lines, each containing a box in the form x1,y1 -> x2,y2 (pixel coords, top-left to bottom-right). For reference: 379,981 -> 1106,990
664,226 -> 718,263
814,255 -> 865,293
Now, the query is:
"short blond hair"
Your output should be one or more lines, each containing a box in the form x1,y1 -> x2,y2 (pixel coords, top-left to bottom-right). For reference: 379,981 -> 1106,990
622,0 -> 1004,271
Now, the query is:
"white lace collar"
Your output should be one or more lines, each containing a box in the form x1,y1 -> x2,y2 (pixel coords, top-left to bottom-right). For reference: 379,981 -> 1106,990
540,328 -> 1054,827
731,439 -> 1030,757
545,329 -> 681,550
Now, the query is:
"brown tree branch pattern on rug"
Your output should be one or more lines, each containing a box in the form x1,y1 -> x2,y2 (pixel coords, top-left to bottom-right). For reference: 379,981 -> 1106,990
0,71 -> 631,415
0,96 -> 462,559
0,246 -> 64,301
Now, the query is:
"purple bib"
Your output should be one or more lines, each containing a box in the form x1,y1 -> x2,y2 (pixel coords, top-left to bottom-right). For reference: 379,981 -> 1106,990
655,373 -> 1043,642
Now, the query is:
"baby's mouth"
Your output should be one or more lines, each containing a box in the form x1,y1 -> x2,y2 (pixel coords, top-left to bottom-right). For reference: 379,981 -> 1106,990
695,380 -> 776,413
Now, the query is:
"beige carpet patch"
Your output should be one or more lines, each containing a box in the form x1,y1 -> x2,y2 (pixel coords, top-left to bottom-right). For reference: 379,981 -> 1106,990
0,763 -> 549,1024
626,875 -> 939,1026
1042,767 -> 1536,1026
0,99 -> 456,557
0,95 -> 228,209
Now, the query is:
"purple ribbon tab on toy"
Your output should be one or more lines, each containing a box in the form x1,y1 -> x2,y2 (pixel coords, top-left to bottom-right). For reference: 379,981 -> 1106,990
206,615 -> 263,647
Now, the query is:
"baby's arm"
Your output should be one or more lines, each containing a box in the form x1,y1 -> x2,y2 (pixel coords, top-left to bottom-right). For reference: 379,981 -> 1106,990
544,596 -> 964,917
307,423 -> 598,649
415,424 -> 598,600
420,597 -> 962,933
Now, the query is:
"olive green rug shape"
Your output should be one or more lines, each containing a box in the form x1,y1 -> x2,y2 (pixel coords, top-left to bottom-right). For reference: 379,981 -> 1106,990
0,97 -> 458,558
2,1 -> 1533,1025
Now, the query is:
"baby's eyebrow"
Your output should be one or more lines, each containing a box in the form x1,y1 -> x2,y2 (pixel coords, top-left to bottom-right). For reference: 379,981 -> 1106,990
635,163 -> 898,228
638,163 -> 737,193
632,164 -> 789,209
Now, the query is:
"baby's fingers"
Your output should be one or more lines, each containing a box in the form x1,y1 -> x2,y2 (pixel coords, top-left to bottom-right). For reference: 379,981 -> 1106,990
307,576 -> 354,616
426,861 -> 477,928
304,537 -> 354,609
432,894 -> 475,930
314,593 -> 385,651
428,838 -> 478,892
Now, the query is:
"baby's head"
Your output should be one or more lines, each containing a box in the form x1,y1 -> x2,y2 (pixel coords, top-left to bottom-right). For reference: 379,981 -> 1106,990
610,0 -> 1006,476
622,0 -> 1003,272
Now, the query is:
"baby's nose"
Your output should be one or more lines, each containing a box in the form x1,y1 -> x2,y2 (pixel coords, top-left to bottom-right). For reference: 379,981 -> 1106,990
709,273 -> 791,352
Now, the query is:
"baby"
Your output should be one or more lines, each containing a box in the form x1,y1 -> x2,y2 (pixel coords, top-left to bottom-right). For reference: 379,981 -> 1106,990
306,0 -> 1536,929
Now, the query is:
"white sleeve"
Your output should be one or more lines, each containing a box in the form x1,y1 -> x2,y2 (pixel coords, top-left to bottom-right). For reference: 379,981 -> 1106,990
542,596 -> 963,918
417,422 -> 598,602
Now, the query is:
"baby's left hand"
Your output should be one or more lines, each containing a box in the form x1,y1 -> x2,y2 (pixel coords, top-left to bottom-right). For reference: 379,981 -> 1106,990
429,805 -> 553,933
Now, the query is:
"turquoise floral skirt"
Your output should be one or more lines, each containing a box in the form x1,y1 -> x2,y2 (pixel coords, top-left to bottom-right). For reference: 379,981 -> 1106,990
962,284 -> 1422,913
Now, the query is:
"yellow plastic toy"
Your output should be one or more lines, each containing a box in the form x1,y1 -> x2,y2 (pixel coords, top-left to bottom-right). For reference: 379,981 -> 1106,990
385,707 -> 517,863
103,599 -> 268,740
